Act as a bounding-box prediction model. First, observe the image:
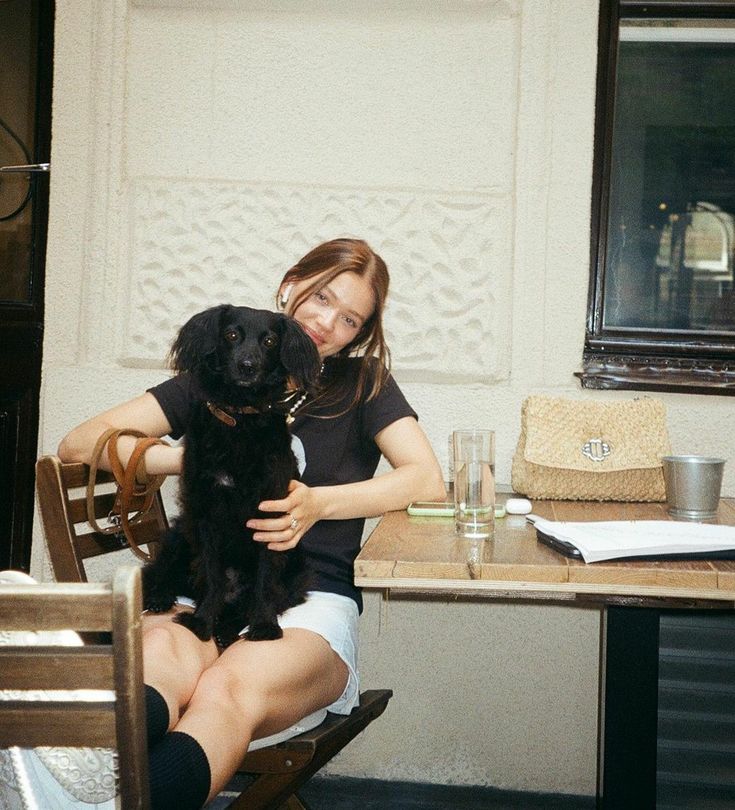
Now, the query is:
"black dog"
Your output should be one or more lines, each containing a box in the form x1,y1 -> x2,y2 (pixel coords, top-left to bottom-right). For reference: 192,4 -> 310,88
142,304 -> 321,645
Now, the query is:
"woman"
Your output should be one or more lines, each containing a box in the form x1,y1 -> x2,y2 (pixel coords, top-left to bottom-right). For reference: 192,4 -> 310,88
58,238 -> 446,809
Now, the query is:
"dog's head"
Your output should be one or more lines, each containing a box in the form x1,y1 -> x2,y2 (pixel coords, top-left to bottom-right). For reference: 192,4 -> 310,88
170,305 -> 321,402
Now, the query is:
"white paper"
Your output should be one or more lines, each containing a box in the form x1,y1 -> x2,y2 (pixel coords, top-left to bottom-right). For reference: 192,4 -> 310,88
528,516 -> 735,563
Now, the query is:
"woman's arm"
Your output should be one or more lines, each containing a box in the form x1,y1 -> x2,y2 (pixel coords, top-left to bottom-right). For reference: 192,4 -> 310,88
57,392 -> 184,476
250,416 -> 446,549
316,416 -> 446,518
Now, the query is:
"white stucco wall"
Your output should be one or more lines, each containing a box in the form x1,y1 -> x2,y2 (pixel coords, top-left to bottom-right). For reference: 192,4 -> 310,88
36,0 -> 734,797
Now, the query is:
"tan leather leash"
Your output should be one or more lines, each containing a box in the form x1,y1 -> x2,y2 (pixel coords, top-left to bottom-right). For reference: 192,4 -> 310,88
86,428 -> 169,561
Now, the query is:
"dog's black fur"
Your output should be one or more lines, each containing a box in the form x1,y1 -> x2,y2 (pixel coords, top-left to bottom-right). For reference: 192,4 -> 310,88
142,304 -> 321,645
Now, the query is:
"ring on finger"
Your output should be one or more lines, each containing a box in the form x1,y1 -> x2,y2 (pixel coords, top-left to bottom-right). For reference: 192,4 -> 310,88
290,516 -> 299,531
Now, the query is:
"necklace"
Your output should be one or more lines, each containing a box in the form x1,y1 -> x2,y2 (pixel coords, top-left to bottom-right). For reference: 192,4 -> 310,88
284,362 -> 324,424
285,390 -> 308,425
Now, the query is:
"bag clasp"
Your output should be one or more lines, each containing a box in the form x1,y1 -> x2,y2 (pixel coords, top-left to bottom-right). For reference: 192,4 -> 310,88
582,438 -> 611,462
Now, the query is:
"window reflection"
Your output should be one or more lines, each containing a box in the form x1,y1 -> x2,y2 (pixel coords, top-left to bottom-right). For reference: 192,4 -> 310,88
655,202 -> 734,329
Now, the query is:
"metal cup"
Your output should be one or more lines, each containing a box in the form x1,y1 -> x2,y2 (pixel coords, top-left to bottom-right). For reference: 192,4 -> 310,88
662,455 -> 726,520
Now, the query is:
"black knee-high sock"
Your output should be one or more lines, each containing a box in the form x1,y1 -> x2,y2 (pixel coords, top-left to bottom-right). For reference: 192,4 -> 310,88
148,731 -> 211,810
145,685 -> 170,747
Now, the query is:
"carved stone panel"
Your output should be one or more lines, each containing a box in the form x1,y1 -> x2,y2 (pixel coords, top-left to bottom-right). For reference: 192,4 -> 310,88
124,178 -> 511,382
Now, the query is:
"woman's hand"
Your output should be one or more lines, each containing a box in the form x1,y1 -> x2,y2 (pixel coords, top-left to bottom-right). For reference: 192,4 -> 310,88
246,480 -> 321,551
245,416 -> 445,548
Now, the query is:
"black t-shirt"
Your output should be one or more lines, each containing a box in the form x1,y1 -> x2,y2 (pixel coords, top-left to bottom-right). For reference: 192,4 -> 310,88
147,358 -> 417,612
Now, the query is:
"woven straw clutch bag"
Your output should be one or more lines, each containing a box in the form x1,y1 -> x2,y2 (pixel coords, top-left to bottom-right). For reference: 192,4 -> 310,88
511,396 -> 671,502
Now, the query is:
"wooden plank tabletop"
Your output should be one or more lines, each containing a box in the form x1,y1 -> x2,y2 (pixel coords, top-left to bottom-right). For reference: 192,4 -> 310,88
354,498 -> 735,606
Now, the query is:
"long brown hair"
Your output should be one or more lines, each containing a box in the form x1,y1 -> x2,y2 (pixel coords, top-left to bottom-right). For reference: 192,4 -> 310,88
277,238 -> 391,410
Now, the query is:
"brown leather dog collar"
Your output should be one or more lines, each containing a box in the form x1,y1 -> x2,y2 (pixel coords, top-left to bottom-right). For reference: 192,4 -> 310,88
206,402 -> 260,427
206,389 -> 306,427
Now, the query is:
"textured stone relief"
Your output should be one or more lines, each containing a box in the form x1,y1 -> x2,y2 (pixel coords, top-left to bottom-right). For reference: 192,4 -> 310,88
124,178 -> 511,381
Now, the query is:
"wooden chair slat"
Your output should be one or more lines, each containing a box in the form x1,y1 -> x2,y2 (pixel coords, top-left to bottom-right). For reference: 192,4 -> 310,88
237,746 -> 314,774
67,491 -> 118,523
0,646 -> 113,690
0,580 -> 110,600
73,521 -> 162,560
0,588 -> 112,631
67,492 -> 166,525
73,531 -> 135,558
0,702 -> 117,748
59,461 -> 115,488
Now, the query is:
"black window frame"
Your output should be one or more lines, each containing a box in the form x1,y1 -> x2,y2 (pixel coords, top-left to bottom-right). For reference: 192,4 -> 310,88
576,0 -> 735,396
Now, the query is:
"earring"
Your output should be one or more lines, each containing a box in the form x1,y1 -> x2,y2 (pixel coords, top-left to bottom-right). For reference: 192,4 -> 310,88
278,283 -> 294,310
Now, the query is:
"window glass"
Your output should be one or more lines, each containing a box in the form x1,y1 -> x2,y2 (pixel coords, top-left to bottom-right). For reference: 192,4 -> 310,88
605,21 -> 735,333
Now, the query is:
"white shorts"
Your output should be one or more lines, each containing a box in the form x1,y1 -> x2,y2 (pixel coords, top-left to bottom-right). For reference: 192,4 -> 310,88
278,591 -> 360,715
175,590 -> 360,716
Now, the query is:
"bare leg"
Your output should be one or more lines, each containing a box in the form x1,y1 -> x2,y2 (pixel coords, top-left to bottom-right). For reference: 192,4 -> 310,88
142,608 -> 219,727
173,628 -> 349,804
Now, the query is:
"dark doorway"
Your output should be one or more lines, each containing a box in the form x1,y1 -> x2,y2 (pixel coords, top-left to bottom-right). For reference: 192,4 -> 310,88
0,0 -> 54,570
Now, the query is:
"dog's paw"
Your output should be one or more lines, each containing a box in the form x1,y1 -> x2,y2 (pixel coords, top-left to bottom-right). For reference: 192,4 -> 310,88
144,595 -> 176,614
174,611 -> 213,642
213,627 -> 242,648
244,623 -> 283,642
212,617 -> 244,649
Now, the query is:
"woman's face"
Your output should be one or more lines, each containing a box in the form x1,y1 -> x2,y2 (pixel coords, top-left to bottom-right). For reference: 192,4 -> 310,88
286,271 -> 375,358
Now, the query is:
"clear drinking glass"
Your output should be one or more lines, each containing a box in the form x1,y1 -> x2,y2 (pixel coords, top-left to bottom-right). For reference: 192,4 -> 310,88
453,429 -> 495,538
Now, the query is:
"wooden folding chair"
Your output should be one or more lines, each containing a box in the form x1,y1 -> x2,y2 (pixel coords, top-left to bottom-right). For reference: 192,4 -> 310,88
0,565 -> 150,808
36,454 -> 170,582
35,454 -> 392,810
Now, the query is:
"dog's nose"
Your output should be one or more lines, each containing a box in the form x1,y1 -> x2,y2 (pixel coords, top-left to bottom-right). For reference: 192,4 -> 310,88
238,358 -> 257,377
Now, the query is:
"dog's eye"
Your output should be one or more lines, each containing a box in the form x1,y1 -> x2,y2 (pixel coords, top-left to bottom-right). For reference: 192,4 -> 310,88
262,335 -> 278,348
224,329 -> 239,342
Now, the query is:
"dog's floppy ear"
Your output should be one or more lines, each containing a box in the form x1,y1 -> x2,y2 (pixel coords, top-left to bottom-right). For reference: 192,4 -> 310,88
277,315 -> 321,391
169,305 -> 230,373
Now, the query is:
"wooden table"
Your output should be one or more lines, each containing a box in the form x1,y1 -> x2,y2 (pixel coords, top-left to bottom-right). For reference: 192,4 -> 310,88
355,497 -> 735,607
355,497 -> 735,807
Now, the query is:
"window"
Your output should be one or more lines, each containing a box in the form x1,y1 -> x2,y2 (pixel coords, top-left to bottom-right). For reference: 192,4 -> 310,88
577,0 -> 735,395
